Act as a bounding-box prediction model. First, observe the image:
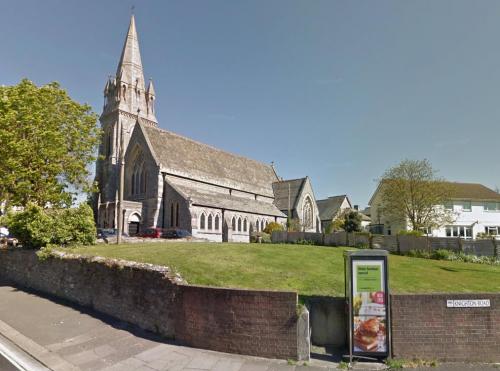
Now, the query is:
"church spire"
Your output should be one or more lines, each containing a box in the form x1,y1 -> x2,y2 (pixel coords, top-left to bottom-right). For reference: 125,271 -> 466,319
116,15 -> 145,91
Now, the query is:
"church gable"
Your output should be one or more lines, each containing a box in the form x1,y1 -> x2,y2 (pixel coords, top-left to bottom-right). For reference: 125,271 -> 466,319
124,122 -> 160,200
142,125 -> 279,197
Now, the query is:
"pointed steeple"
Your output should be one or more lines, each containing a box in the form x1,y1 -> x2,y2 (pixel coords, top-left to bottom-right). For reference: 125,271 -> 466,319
116,15 -> 145,91
146,79 -> 155,96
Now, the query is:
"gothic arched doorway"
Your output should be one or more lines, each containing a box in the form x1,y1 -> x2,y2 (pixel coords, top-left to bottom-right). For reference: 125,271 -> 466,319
128,213 -> 141,236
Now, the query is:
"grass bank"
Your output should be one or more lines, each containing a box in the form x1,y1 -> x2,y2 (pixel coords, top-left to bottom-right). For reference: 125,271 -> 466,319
64,242 -> 500,297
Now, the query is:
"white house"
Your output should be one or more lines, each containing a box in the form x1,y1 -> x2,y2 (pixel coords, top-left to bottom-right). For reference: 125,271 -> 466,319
368,182 -> 500,239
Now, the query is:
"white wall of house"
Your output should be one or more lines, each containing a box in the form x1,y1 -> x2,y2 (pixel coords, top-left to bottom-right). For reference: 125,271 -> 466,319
431,201 -> 500,239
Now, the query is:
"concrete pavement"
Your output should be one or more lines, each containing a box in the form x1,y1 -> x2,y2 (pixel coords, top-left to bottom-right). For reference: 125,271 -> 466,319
0,281 -> 344,371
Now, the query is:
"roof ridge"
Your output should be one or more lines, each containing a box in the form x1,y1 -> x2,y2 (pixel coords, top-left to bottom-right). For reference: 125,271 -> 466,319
274,177 -> 307,184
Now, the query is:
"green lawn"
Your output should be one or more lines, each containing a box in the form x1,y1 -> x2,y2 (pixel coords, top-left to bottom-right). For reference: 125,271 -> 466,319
63,242 -> 500,297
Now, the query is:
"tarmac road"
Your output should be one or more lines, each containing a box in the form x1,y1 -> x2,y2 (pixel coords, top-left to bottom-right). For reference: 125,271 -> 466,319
0,353 -> 18,371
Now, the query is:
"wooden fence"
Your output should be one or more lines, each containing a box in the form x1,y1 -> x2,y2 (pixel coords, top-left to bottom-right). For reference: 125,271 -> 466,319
271,231 -> 499,257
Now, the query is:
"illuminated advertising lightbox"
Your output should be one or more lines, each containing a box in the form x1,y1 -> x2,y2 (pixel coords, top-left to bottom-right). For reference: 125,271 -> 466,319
344,250 -> 390,360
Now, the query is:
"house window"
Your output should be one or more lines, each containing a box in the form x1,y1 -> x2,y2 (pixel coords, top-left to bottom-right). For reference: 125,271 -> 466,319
208,214 -> 213,230
200,213 -> 206,230
444,201 -> 453,211
445,225 -> 472,239
215,215 -> 220,231
486,226 -> 499,235
461,201 -> 471,212
485,202 -> 500,212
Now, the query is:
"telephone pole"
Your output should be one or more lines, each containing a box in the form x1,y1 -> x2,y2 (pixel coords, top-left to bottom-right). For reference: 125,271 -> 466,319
117,125 -> 125,244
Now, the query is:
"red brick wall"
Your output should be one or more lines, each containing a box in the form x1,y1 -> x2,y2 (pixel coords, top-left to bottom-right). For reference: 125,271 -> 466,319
176,285 -> 298,359
391,294 -> 500,362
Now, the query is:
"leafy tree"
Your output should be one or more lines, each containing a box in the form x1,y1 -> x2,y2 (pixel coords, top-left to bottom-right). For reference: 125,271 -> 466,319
378,159 -> 453,231
0,79 -> 100,209
263,221 -> 284,235
343,210 -> 362,233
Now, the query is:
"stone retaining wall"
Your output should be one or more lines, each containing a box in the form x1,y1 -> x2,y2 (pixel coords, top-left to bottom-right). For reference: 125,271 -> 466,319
0,249 -> 304,360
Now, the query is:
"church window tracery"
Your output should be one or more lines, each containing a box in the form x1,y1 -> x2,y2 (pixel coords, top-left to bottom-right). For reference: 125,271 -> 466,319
215,214 -> 220,231
208,214 -> 213,230
238,217 -> 242,232
200,213 -> 206,230
255,219 -> 260,232
175,203 -> 179,227
170,203 -> 174,227
243,218 -> 247,232
303,196 -> 314,229
232,217 -> 236,231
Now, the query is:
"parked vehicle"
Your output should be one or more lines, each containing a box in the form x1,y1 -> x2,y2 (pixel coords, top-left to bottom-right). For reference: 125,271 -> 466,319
0,227 -> 18,247
139,227 -> 164,238
162,229 -> 192,239
97,228 -> 129,241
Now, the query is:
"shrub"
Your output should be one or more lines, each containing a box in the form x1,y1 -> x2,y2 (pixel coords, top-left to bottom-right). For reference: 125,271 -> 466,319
6,203 -> 96,248
263,222 -> 284,235
406,249 -> 431,259
250,231 -> 271,243
294,238 -> 316,245
287,218 -> 302,232
432,249 -> 452,260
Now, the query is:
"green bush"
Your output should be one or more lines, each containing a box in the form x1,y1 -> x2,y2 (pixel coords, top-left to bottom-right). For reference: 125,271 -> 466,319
263,222 -> 284,235
250,231 -> 271,243
294,238 -> 316,245
406,249 -> 431,259
6,204 -> 53,248
432,249 -> 452,260
6,203 -> 96,248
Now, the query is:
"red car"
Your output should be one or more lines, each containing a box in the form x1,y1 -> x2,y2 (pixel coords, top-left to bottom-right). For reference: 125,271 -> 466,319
139,227 -> 163,238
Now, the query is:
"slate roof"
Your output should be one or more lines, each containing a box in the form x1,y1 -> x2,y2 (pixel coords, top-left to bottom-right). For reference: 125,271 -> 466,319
168,177 -> 286,217
448,182 -> 500,201
142,124 -> 279,197
272,178 -> 307,212
316,195 -> 350,221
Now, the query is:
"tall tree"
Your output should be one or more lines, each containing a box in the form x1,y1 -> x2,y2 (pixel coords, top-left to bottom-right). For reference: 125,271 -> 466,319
0,79 -> 100,209
343,210 -> 362,233
379,159 -> 453,231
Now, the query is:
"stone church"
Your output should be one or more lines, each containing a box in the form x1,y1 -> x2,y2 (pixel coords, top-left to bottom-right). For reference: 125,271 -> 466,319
95,16 -> 321,242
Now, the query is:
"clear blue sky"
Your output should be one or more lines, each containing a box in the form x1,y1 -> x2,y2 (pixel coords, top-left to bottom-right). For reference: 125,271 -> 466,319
1,1 -> 499,207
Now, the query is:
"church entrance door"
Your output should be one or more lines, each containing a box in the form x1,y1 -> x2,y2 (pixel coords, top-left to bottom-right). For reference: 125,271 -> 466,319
128,213 -> 141,236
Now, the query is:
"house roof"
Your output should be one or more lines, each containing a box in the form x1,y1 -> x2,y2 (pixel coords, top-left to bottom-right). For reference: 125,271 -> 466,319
272,178 -> 307,212
316,195 -> 351,221
369,180 -> 500,205
167,177 -> 286,217
447,182 -> 500,201
142,123 -> 279,197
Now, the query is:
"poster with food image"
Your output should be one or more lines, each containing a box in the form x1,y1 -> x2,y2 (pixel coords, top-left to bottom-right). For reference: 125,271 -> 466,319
352,260 -> 387,353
